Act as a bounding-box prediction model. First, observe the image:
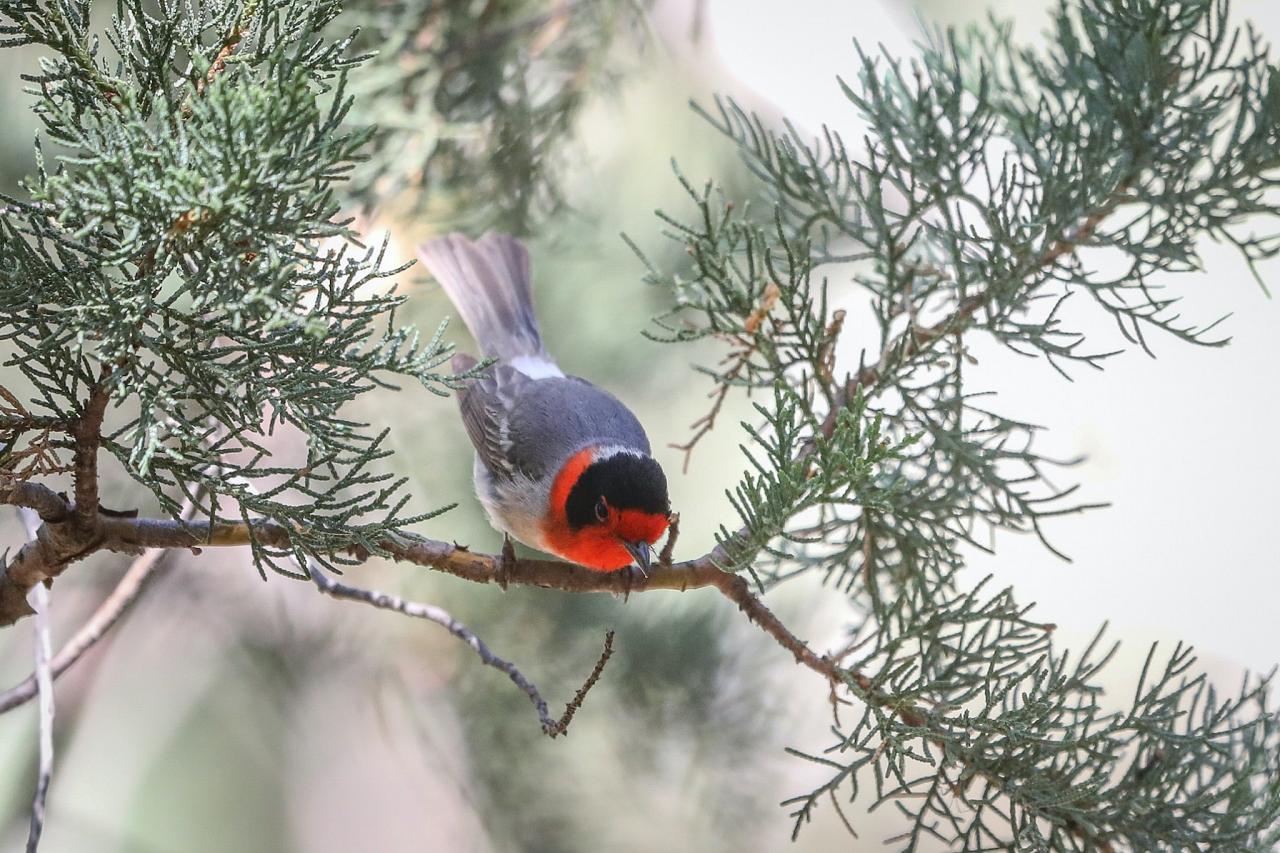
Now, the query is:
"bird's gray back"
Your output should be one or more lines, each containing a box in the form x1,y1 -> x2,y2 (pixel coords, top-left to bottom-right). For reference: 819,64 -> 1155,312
503,375 -> 651,479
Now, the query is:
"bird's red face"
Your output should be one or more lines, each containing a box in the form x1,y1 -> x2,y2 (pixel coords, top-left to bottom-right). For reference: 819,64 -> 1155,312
543,447 -> 670,571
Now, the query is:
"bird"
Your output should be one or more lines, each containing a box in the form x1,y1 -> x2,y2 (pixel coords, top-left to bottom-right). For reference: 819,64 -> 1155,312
418,232 -> 670,573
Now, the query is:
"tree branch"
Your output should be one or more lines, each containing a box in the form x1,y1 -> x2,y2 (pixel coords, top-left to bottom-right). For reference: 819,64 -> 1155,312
1,510 -> 921,718
0,482 -> 70,523
70,382 -> 109,530
0,484 -> 120,626
547,629 -> 613,736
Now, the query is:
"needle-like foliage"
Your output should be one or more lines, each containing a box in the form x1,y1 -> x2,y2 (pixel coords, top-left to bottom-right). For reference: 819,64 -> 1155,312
635,0 -> 1280,846
1,0 -> 1277,848
339,0 -> 642,234
0,0 -> 471,577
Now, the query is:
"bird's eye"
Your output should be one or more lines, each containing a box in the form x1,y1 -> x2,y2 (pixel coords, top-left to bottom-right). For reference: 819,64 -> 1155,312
594,497 -> 609,522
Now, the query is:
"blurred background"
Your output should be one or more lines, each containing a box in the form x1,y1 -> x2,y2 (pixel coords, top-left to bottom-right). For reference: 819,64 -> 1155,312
0,0 -> 1276,850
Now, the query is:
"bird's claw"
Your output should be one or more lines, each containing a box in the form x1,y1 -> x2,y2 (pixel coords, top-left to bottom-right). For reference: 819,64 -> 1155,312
498,535 -> 517,591
619,562 -> 648,602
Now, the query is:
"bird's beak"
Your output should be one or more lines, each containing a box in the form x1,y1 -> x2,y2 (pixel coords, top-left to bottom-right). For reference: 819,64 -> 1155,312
623,540 -> 651,575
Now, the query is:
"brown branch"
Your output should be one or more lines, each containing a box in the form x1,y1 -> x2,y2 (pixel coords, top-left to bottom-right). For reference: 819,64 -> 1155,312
196,29 -> 246,97
0,509 -> 853,703
0,385 -> 70,437
671,281 -> 781,472
0,540 -> 74,616
670,340 -> 756,474
70,383 -> 109,530
2,427 -> 70,480
185,3 -> 258,109
0,491 -> 89,626
1,482 -> 70,523
56,514 -> 923,720
0,368 -> 151,623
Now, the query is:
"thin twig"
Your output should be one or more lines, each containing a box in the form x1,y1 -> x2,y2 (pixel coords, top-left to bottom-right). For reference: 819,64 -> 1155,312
547,630 -> 614,737
310,563 -> 608,738
855,184 -> 1130,391
671,282 -> 781,471
0,385 -> 70,478
828,788 -> 858,839
670,340 -> 755,474
19,509 -> 54,853
184,1 -> 258,109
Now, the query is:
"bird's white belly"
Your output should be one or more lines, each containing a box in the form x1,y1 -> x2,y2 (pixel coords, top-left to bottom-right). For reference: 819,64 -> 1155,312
473,456 -> 552,552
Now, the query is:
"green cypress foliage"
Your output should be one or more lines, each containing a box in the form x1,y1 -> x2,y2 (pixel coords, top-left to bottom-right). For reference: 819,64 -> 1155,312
340,0 -> 639,233
0,0 -> 466,577
635,0 -> 1280,846
1,0 -> 1278,848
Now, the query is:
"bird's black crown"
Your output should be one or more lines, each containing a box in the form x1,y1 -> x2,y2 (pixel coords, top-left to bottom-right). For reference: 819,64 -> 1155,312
565,453 -> 669,530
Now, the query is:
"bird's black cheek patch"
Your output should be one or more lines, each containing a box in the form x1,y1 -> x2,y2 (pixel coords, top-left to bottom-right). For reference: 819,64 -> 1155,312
565,477 -> 602,530
564,454 -> 669,530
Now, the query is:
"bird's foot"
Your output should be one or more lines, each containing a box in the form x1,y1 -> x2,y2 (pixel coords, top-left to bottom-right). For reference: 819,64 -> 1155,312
619,562 -> 648,602
498,535 -> 517,591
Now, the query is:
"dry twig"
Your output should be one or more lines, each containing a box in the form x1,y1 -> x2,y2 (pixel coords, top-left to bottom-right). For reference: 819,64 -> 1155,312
546,630 -> 614,736
310,563 -> 613,738
19,509 -> 54,853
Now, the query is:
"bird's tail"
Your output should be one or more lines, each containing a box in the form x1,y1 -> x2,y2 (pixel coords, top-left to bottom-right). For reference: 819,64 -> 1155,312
417,232 -> 545,361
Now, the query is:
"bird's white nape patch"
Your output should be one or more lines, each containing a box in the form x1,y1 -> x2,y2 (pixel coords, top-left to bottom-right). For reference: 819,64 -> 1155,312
508,355 -> 564,379
592,445 -> 648,463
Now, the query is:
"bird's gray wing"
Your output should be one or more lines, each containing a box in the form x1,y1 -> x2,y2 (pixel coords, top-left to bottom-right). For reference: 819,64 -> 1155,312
455,359 -> 529,481
457,364 -> 651,482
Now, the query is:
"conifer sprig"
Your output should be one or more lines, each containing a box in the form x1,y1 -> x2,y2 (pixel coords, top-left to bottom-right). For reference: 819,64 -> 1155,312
0,0 -> 1276,847
0,0 -> 465,577
635,0 -> 1280,845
